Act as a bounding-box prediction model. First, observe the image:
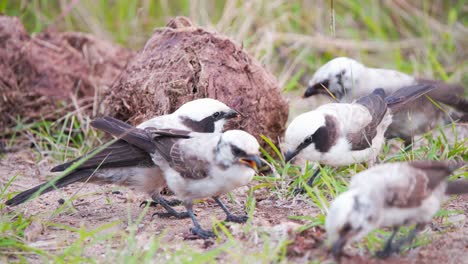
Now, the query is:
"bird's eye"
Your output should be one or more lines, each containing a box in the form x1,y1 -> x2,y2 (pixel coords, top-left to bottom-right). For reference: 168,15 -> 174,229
304,136 -> 313,144
231,146 -> 243,156
212,112 -> 221,118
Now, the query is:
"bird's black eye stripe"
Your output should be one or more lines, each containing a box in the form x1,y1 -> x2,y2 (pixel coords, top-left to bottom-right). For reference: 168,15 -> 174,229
212,111 -> 221,118
304,135 -> 313,144
231,145 -> 246,156
340,223 -> 352,236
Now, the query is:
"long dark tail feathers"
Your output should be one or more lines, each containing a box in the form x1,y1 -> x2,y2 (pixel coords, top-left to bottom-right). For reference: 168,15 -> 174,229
385,83 -> 435,110
446,180 -> 468,195
5,169 -> 93,206
50,161 -> 74,172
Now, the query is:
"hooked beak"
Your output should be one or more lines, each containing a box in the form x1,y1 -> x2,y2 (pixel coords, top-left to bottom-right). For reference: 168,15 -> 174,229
284,149 -> 298,163
303,80 -> 332,98
331,236 -> 347,258
225,109 -> 242,119
239,155 -> 262,171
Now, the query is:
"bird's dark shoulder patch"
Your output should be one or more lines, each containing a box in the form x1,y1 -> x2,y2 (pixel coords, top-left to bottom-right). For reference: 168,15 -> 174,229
348,89 -> 388,151
180,116 -> 215,133
312,115 -> 339,153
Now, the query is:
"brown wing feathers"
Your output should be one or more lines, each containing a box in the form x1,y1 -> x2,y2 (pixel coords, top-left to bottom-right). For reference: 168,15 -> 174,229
385,161 -> 465,208
384,83 -> 435,111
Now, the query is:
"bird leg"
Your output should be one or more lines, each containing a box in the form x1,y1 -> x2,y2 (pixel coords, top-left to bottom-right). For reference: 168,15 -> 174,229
375,226 -> 399,258
151,196 -> 189,219
391,224 -> 422,252
185,202 -> 215,239
213,196 -> 248,223
293,167 -> 321,195
401,134 -> 415,150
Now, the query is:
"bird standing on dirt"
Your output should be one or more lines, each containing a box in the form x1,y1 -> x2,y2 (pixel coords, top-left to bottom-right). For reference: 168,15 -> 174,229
5,99 -> 239,207
284,84 -> 435,187
89,117 -> 261,239
304,57 -> 468,146
326,160 -> 467,259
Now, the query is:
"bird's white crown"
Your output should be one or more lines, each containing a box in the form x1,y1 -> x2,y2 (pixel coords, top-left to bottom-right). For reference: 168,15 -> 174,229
174,98 -> 233,121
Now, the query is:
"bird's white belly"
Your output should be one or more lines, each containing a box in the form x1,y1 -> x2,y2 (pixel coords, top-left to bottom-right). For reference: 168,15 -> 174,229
166,166 -> 255,201
380,195 -> 441,227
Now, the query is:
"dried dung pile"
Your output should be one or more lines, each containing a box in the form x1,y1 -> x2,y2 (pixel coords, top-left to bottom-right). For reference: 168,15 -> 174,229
104,17 -> 289,143
0,16 -> 134,127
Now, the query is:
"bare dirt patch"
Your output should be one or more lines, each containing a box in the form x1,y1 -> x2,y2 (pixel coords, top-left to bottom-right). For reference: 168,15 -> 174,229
0,15 -> 134,127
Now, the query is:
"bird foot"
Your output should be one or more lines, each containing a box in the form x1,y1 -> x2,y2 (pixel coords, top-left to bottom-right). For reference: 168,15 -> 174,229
189,226 -> 215,239
375,243 -> 400,259
225,214 -> 248,223
140,198 -> 182,208
375,248 -> 396,259
140,201 -> 159,208
293,187 -> 306,195
152,211 -> 190,219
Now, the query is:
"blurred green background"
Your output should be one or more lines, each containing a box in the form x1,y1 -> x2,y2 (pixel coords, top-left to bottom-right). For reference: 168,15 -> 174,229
2,0 -> 467,91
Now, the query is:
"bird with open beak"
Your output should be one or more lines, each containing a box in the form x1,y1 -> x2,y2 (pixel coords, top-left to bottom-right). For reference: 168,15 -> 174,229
326,160 -> 466,259
5,98 -> 240,208
90,117 -> 261,239
284,84 -> 435,187
304,57 -> 468,146
6,116 -> 260,239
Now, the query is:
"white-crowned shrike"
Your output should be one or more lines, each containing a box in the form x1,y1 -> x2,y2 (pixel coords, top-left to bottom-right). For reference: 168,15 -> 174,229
326,160 -> 466,259
5,99 -> 239,207
285,84 -> 435,187
87,116 -> 261,238
304,57 -> 467,145
6,116 -> 261,239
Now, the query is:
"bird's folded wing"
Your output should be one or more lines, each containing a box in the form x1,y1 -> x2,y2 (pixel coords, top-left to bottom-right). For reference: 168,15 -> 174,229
384,83 -> 435,111
169,143 -> 210,179
384,161 -> 452,208
51,140 -> 152,172
142,127 -> 208,179
144,127 -> 192,139
348,89 -> 387,150
91,116 -> 156,153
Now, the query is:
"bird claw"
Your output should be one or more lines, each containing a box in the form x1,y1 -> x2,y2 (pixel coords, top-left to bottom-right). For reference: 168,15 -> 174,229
225,214 -> 248,223
189,226 -> 215,239
152,211 -> 190,219
140,199 -> 182,208
375,249 -> 392,259
375,244 -> 400,259
140,201 -> 159,208
293,187 -> 306,195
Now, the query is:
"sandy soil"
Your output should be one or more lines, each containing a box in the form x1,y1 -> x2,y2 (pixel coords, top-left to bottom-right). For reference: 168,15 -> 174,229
0,147 -> 467,263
